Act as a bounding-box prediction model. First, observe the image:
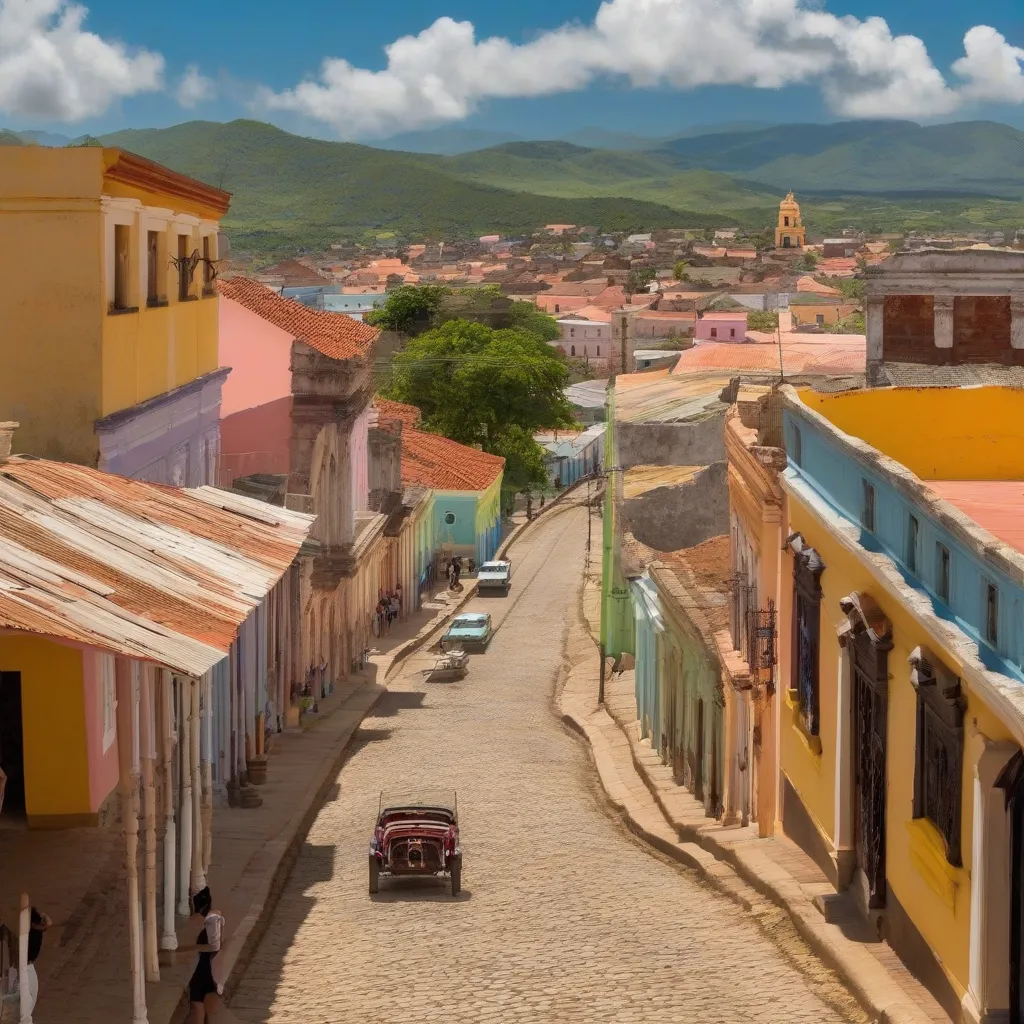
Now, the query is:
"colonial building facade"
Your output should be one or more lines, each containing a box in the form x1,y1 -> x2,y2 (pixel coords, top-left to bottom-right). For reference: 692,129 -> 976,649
0,146 -> 231,484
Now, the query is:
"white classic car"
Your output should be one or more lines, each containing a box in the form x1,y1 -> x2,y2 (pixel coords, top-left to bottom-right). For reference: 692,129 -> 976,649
476,560 -> 512,594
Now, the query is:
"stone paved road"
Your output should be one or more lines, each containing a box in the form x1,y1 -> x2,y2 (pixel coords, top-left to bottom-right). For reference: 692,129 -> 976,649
231,501 -> 863,1024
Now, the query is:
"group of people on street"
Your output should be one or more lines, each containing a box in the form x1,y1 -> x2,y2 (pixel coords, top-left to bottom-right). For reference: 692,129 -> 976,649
372,586 -> 403,637
1,891 -> 224,1023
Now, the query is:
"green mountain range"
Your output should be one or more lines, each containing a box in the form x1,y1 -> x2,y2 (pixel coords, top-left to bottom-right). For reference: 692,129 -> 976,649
74,118 -> 1024,253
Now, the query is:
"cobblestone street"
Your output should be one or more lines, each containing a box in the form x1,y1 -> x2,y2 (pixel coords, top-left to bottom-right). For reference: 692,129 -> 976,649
230,501 -> 865,1024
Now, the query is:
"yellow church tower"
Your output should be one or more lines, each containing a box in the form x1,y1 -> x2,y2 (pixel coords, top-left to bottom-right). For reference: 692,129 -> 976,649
775,192 -> 806,249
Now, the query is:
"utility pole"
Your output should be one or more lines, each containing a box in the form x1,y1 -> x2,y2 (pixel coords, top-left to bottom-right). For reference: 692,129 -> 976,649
586,476 -> 592,551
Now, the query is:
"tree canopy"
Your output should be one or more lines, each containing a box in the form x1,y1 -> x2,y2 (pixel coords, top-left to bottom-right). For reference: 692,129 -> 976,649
383,319 -> 574,491
364,285 -> 451,334
747,310 -> 779,332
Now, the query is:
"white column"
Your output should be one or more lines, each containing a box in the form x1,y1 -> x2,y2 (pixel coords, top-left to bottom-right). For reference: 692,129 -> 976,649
18,893 -> 31,1024
200,675 -> 214,879
158,673 -> 177,949
116,658 -> 148,1024
865,295 -> 884,377
934,295 -> 954,349
1011,297 -> 1024,350
138,667 -> 159,981
964,742 -> 1016,1024
739,692 -> 751,829
190,678 -> 205,892
177,678 -> 192,915
833,649 -> 854,886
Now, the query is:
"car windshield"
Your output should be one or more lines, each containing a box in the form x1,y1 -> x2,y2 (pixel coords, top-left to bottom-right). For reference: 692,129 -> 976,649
454,615 -> 488,627
379,788 -> 457,816
479,563 -> 507,572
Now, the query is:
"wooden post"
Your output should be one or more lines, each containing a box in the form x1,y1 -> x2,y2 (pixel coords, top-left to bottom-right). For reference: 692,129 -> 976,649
158,672 -> 177,949
189,679 -> 204,891
139,667 -> 159,981
177,677 -> 192,915
18,892 -> 31,1024
200,675 -> 214,878
116,658 -> 148,1024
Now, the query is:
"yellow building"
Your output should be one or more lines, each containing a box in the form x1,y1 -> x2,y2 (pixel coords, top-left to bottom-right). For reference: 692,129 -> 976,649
0,146 -> 231,482
777,384 -> 1024,1023
789,301 -> 860,328
775,192 -> 806,249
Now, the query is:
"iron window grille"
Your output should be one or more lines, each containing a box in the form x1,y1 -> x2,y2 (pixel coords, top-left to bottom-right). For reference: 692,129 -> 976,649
910,647 -> 966,866
785,533 -> 825,736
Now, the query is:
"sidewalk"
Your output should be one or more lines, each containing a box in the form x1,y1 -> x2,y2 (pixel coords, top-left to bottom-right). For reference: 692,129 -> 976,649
560,577 -> 951,1024
0,582 -> 473,1024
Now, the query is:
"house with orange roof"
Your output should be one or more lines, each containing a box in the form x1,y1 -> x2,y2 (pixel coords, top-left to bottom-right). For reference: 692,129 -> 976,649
401,427 -> 505,564
218,278 -> 420,685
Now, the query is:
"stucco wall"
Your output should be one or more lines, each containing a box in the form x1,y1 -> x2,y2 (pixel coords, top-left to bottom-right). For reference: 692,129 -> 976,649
798,385 -> 1024,480
617,410 -> 727,470
621,461 -> 729,552
0,635 -> 90,824
0,198 -> 103,465
96,370 -> 226,486
219,296 -> 293,416
82,650 -> 119,813
782,490 -> 1016,1004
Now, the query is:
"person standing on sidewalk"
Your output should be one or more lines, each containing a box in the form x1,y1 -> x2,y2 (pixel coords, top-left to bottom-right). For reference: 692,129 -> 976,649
185,887 -> 224,1023
21,906 -> 51,1016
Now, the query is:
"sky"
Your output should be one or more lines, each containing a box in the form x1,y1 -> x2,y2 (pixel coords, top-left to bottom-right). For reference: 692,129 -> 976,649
3,0 -> 1024,142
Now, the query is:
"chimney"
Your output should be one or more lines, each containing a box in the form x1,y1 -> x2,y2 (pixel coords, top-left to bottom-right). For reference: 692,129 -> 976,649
0,422 -> 18,463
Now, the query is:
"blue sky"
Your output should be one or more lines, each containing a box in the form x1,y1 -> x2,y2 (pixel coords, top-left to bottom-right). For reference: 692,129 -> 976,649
3,0 -> 1024,140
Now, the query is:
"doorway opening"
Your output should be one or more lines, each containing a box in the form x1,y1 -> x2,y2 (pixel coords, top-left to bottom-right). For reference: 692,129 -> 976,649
0,673 -> 26,819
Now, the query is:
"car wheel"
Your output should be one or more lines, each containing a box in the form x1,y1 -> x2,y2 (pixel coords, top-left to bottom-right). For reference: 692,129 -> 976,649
450,855 -> 462,897
369,856 -> 379,894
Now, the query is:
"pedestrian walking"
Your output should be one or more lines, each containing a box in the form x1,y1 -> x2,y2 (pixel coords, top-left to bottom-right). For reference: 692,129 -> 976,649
186,887 -> 225,1023
16,906 -> 50,1018
389,593 -> 400,624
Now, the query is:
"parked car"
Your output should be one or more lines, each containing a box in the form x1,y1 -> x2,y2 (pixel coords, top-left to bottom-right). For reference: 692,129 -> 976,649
440,612 -> 493,651
476,559 -> 512,594
369,790 -> 461,896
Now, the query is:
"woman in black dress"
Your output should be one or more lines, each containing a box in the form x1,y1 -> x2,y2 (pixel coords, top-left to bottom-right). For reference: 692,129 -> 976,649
186,887 -> 224,1022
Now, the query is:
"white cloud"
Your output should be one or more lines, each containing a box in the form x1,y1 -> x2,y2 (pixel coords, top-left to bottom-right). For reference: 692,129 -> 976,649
0,0 -> 163,121
176,64 -> 215,109
260,0 -> 1024,138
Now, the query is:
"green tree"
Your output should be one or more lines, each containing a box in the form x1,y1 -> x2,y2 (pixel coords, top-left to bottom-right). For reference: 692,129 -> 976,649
626,267 -> 656,296
364,284 -> 451,334
827,312 -> 866,334
747,310 -> 780,331
796,251 -> 819,271
384,319 -> 574,450
673,260 -> 689,280
489,424 -> 550,493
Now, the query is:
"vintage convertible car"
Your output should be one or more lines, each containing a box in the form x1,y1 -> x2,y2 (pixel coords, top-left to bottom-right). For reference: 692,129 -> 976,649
369,790 -> 461,896
440,612 -> 493,651
476,559 -> 512,594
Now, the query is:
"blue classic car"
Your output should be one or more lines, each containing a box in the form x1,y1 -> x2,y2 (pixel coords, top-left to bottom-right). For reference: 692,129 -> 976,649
440,612 -> 493,651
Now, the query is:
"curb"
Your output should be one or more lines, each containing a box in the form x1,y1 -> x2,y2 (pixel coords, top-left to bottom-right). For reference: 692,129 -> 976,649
562,655 -> 937,1024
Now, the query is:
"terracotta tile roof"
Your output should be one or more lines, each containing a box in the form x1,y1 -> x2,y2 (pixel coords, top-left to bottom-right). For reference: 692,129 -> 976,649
797,275 -> 841,295
401,429 -> 504,491
374,397 -> 422,429
673,333 -> 865,376
534,294 -> 589,313
561,305 -> 613,323
218,277 -> 379,359
258,259 -> 332,286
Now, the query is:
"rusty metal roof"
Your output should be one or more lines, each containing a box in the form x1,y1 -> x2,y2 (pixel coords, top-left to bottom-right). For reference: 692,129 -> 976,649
0,459 -> 315,676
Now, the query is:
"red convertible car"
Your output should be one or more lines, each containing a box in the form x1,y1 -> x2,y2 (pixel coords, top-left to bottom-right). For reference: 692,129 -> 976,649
369,790 -> 461,896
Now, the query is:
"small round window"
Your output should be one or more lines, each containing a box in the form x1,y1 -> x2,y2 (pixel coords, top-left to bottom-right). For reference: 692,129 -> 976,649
443,511 -> 456,526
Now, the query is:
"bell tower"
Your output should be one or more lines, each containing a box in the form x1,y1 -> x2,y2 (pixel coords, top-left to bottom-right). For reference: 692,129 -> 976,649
775,192 -> 806,250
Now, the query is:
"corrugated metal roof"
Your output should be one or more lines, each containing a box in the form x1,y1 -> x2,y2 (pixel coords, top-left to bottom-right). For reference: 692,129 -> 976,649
624,465 -> 701,498
615,371 -> 733,423
0,459 -> 315,676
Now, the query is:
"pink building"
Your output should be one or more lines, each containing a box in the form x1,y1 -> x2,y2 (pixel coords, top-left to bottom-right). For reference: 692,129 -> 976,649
694,310 -> 749,343
217,278 -> 378,491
